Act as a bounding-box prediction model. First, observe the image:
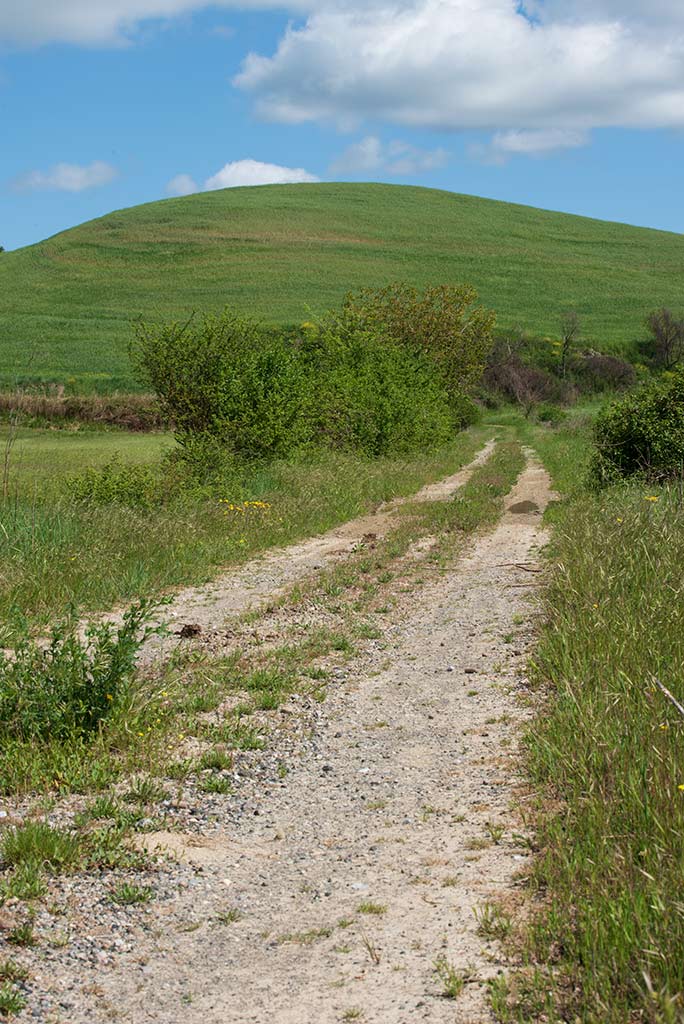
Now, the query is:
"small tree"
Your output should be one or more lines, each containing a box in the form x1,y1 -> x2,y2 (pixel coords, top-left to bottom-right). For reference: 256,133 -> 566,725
645,307 -> 684,370
559,310 -> 580,379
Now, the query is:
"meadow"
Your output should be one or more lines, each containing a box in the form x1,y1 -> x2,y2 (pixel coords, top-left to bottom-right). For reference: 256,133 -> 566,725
2,182 -> 684,388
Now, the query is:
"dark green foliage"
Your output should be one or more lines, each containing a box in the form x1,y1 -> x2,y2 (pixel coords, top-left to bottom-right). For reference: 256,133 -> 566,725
536,403 -> 566,425
590,368 -> 684,484
131,310 -> 310,461
0,601 -> 154,741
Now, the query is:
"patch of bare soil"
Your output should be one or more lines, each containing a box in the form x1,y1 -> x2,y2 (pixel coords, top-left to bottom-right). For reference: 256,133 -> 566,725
26,451 -> 555,1024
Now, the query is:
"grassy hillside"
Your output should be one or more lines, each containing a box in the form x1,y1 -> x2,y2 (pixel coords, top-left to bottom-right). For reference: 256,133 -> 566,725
1,182 -> 683,390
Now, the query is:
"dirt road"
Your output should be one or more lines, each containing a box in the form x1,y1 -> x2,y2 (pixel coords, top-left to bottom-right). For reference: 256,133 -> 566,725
23,449 -> 555,1024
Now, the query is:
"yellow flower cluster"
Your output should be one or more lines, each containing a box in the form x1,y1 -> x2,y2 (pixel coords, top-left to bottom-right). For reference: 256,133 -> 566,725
644,495 -> 659,502
219,499 -> 272,515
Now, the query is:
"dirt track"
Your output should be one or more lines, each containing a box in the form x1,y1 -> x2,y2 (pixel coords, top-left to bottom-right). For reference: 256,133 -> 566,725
32,448 -> 556,1024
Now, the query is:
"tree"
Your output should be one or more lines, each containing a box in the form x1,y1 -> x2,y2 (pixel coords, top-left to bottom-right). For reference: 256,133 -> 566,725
645,307 -> 684,370
559,310 -> 580,379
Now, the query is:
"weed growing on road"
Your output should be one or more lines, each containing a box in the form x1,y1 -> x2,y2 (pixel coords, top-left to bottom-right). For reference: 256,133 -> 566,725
0,982 -> 27,1018
433,956 -> 467,998
110,883 -> 153,906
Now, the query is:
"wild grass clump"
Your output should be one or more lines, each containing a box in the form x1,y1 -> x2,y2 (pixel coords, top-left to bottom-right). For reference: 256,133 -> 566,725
525,480 -> 684,1021
0,602 -> 154,741
1,821 -> 82,872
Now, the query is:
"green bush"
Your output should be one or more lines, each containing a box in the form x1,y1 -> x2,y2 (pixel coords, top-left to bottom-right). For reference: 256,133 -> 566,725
131,311 -> 310,462
131,306 -> 463,467
590,368 -> 684,485
69,457 -> 164,509
536,402 -> 567,425
341,282 -> 495,402
0,602 -> 154,741
305,318 -> 455,456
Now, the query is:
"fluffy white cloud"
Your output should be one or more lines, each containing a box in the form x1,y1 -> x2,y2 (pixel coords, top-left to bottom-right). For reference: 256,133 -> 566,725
471,128 -> 590,163
167,173 -> 198,195
204,158 -> 319,188
0,0 -> 321,46
235,0 -> 684,144
330,135 -> 447,175
14,160 -> 118,192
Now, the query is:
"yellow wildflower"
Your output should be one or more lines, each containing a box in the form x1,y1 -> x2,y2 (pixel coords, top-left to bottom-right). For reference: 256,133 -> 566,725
645,495 -> 659,502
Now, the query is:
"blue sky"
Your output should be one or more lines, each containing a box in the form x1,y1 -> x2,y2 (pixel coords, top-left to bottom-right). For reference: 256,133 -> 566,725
2,0 -> 684,251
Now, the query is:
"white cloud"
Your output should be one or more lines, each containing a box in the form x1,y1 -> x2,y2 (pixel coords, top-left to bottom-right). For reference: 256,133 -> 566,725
6,1 -> 684,167
204,158 -> 319,189
14,160 -> 118,192
471,128 -> 590,163
235,0 -> 684,146
330,135 -> 447,175
0,0 -> 315,47
167,173 -> 198,195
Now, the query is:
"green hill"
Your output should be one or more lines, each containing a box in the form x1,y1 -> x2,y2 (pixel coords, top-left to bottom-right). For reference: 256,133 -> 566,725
1,182 -> 683,390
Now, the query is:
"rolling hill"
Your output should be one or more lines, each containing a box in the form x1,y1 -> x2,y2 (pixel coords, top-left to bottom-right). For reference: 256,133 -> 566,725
1,182 -> 683,390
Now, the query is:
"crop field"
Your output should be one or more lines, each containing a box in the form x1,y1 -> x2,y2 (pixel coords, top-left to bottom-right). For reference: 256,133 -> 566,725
2,182 -> 684,388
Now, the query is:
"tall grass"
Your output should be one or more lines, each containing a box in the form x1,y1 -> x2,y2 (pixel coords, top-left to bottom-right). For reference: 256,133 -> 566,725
515,416 -> 684,1022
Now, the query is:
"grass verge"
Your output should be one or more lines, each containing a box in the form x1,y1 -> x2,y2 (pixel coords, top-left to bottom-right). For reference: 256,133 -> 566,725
494,414 -> 684,1023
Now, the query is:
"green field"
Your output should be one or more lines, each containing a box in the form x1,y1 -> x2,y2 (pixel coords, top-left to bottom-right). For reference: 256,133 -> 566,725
2,182 -> 684,389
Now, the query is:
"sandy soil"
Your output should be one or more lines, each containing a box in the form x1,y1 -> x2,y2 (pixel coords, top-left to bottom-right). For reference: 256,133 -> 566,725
37,449 -> 555,1024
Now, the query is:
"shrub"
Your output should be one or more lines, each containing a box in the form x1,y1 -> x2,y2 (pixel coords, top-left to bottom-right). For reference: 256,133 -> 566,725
643,307 -> 684,369
306,318 -> 456,456
131,305 -> 462,467
69,457 -> 164,510
0,601 -> 154,741
574,351 -> 636,393
131,311 -> 311,462
484,347 -> 565,415
341,282 -> 495,402
590,368 -> 684,485
536,403 -> 567,425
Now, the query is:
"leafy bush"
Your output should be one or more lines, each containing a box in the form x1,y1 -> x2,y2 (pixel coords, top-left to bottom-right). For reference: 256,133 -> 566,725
341,282 -> 495,404
132,305 -> 463,467
0,602 -> 154,742
69,457 -> 164,509
304,318 -> 455,456
131,311 -> 310,462
536,403 -> 566,425
590,368 -> 684,485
